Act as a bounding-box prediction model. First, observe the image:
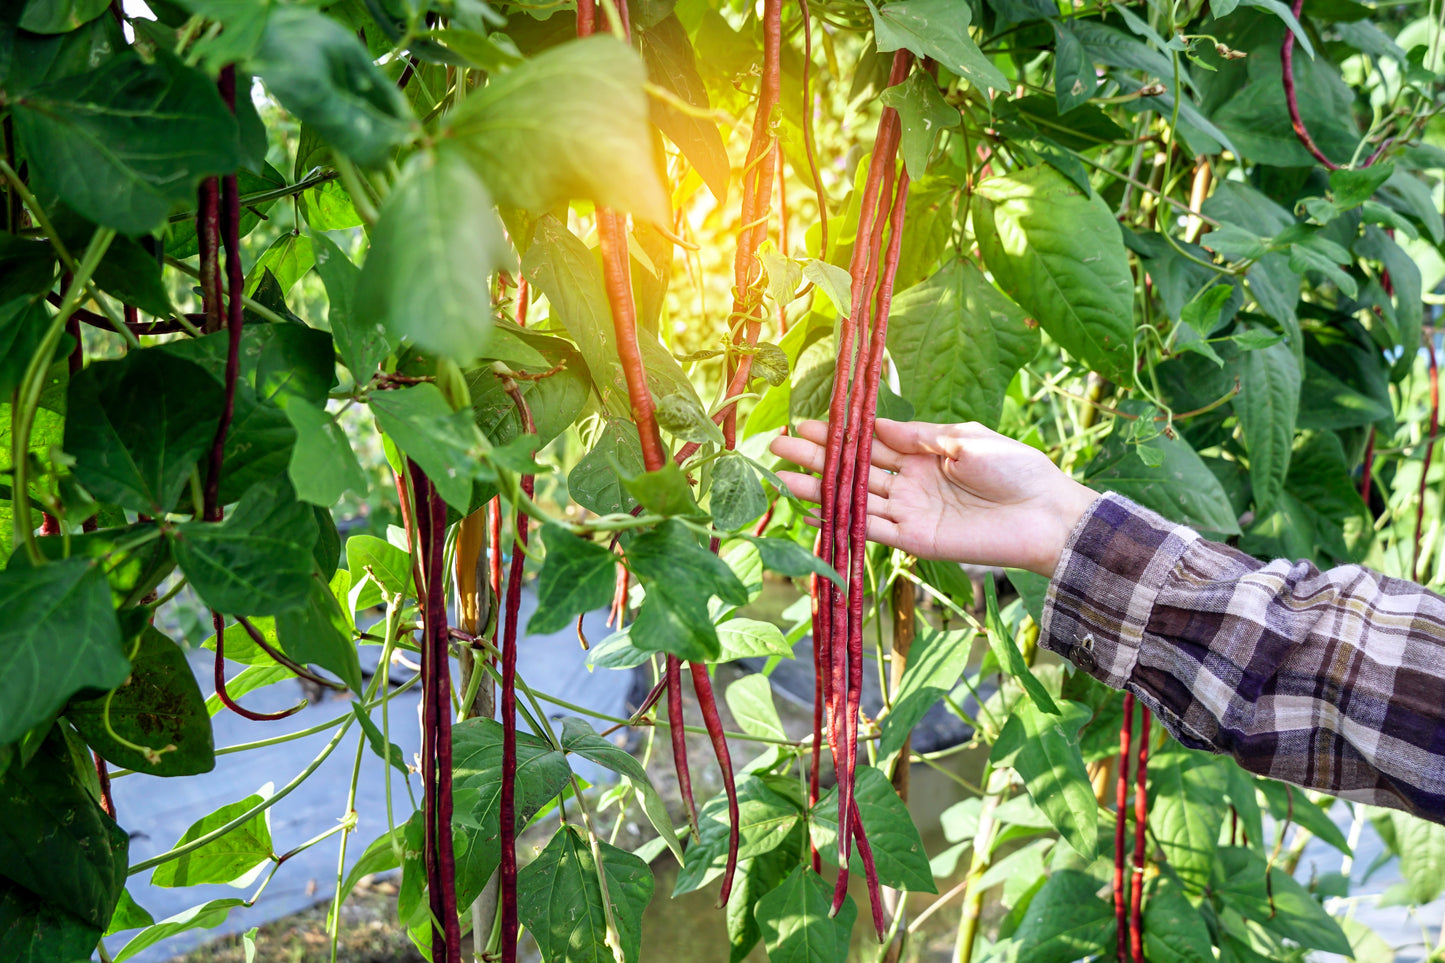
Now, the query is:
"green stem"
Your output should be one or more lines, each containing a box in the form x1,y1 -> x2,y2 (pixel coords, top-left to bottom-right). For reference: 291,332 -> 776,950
163,256 -> 290,326
128,713 -> 355,875
12,227 -> 115,563
952,766 -> 1010,963
568,774 -> 627,963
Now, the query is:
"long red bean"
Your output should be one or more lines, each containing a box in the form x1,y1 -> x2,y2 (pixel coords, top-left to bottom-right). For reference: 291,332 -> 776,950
1130,707 -> 1151,963
411,464 -> 462,963
824,57 -> 906,882
497,378 -> 537,963
837,167 -> 910,932
197,177 -> 222,331
667,655 -> 700,838
211,613 -> 305,721
689,661 -> 740,905
1114,692 -> 1135,961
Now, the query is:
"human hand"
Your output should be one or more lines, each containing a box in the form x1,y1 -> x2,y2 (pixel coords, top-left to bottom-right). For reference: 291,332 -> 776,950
769,419 -> 1099,578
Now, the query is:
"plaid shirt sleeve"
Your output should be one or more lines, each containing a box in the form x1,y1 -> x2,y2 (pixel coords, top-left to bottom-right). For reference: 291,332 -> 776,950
1040,491 -> 1445,822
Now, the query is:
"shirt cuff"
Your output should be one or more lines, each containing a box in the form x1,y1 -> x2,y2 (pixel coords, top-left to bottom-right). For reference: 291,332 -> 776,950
1039,492 -> 1201,690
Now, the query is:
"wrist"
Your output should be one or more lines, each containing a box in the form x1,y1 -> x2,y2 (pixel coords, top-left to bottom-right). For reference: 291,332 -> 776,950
1032,480 -> 1099,578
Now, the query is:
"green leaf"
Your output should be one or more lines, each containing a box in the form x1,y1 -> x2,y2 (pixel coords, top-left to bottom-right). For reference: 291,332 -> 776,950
244,232 -> 313,297
345,533 -> 415,610
351,705 -> 409,777
1370,809 -> 1445,904
810,766 -> 937,893
18,0 -> 110,33
312,231 -> 390,380
150,791 -> 273,888
800,260 -> 852,317
283,401 -> 369,506
655,390 -> 725,445
1215,846 -> 1352,955
1235,332 -> 1300,510
715,618 -> 794,661
741,535 -> 845,589
710,452 -> 769,531
299,179 -> 362,232
274,573 -> 363,693
0,736 -> 128,929
676,776 -> 802,894
888,260 -> 1038,429
11,50 -> 239,234
0,558 -> 127,748
866,0 -> 1009,92
570,421 -> 643,517
725,848 -> 794,963
522,217 -> 697,417
639,14 -> 729,204
984,576 -> 1059,715
67,626 -> 214,777
754,866 -> 857,963
0,876 -> 103,963
879,622 -> 973,758
1005,869 -> 1113,963
1148,741 -> 1227,895
558,717 -> 682,865
725,674 -> 786,741
1330,163 -> 1394,210
65,350 -> 225,515
975,165 -> 1134,381
1143,878 -> 1214,963
171,478 -> 318,616
450,718 -> 571,893
1052,20 -> 1097,112
449,35 -> 669,225
517,826 -> 655,963
528,525 -> 618,635
1084,403 -> 1242,535
105,888 -> 154,936
879,73 -> 958,177
251,6 -> 415,167
624,519 -> 747,661
621,462 -> 703,518
370,383 -> 485,511
990,699 -> 1097,860
355,147 -> 511,364
113,898 -> 245,963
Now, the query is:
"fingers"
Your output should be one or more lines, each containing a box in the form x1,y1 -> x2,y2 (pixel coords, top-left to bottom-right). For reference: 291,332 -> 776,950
778,421 -> 905,473
775,470 -> 891,513
796,505 -> 905,555
874,418 -> 993,459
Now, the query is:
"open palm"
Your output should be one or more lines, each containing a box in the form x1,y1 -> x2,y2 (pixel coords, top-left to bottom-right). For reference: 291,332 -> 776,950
770,419 -> 1098,577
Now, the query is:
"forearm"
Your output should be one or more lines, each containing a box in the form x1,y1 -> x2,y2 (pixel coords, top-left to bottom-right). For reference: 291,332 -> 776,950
1041,492 -> 1445,822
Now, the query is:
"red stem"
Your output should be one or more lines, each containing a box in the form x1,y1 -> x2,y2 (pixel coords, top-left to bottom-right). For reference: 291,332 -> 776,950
690,662 -> 739,905
1114,692 -> 1135,961
1280,0 -> 1338,170
1130,708 -> 1151,963
1417,334 -> 1439,583
211,613 -> 305,721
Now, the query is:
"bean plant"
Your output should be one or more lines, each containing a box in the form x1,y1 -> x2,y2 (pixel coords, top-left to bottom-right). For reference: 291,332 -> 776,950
1,0 -> 1444,961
